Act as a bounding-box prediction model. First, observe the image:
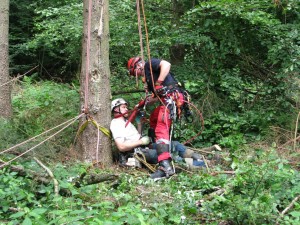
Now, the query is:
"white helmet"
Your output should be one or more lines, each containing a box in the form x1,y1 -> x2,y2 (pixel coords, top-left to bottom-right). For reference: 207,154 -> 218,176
111,98 -> 128,112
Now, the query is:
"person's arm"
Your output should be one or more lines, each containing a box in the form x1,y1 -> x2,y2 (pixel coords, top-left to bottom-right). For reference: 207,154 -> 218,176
157,60 -> 171,83
114,136 -> 150,152
114,138 -> 145,152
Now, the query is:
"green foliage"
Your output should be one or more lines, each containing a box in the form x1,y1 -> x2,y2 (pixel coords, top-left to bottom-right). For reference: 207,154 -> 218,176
9,0 -> 300,144
200,149 -> 300,224
4,1 -> 300,224
12,77 -> 79,135
1,148 -> 299,224
9,0 -> 83,80
0,79 -> 79,157
9,0 -> 37,74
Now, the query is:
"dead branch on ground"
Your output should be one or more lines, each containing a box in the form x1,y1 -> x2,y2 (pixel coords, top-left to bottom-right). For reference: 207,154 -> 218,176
34,157 -> 59,196
276,194 -> 300,225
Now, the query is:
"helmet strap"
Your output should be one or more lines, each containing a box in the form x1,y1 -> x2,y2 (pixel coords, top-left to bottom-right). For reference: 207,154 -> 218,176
113,106 -> 129,119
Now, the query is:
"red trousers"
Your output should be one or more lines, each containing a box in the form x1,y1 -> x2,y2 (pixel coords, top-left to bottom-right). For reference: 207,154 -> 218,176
150,105 -> 172,143
149,92 -> 184,162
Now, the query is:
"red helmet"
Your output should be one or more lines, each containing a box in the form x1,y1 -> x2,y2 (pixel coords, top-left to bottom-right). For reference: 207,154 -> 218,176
127,57 -> 141,76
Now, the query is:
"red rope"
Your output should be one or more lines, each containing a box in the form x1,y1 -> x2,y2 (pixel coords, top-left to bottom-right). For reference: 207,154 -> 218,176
182,100 -> 205,145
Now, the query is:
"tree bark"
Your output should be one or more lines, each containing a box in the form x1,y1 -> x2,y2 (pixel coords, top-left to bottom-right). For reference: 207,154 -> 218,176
0,0 -> 12,118
79,0 -> 112,166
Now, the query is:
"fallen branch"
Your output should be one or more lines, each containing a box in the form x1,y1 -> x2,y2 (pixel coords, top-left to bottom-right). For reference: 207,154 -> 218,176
1,158 -> 118,194
276,194 -> 300,225
279,135 -> 300,148
196,187 -> 227,207
210,171 -> 235,176
0,158 -> 49,183
34,157 -> 59,196
187,145 -> 221,155
74,173 -> 118,188
175,165 -> 193,174
8,207 -> 20,212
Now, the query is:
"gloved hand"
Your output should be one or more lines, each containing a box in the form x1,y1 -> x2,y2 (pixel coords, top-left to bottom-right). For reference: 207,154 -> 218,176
140,136 -> 150,145
154,80 -> 163,90
155,80 -> 166,96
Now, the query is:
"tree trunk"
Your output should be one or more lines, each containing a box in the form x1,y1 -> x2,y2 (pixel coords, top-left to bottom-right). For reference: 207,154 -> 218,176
0,0 -> 12,118
79,0 -> 112,166
169,0 -> 186,65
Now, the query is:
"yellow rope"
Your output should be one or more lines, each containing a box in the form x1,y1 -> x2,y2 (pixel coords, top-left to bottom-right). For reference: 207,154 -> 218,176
134,152 -> 156,172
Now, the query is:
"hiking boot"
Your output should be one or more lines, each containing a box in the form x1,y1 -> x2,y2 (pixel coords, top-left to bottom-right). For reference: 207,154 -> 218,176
118,152 -> 133,166
159,159 -> 175,176
185,158 -> 206,171
150,169 -> 166,180
150,159 -> 175,180
119,153 -> 127,166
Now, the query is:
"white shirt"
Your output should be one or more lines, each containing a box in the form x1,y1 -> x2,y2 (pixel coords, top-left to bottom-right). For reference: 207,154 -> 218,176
110,118 -> 141,143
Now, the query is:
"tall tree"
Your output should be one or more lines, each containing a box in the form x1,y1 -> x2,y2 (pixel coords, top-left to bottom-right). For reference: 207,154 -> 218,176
78,0 -> 112,166
0,0 -> 12,118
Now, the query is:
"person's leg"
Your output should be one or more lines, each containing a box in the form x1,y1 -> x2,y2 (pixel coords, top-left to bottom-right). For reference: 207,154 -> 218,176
172,141 -> 206,167
150,106 -> 175,179
150,144 -> 175,179
149,107 -> 159,143
172,141 -> 186,158
155,106 -> 172,143
139,148 -> 158,164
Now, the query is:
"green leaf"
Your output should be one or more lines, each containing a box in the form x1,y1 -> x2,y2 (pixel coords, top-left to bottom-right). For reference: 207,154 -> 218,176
9,211 -> 26,219
290,211 -> 300,217
22,217 -> 32,225
29,208 -> 47,217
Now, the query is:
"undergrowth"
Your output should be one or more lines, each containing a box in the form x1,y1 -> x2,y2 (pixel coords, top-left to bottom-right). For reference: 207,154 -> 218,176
0,77 -> 80,160
0,147 -> 299,224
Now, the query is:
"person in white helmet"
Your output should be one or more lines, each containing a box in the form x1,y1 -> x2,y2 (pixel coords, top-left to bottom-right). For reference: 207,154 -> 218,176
110,98 -> 150,152
110,98 -> 158,167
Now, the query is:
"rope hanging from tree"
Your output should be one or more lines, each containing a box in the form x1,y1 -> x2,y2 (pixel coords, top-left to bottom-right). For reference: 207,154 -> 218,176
134,0 -> 204,145
136,0 -> 165,106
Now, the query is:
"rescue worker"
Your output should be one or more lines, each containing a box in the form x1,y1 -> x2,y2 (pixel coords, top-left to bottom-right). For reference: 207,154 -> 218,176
127,57 -> 186,178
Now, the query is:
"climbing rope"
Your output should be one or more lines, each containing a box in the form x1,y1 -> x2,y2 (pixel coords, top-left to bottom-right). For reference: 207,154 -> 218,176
136,0 -> 165,107
0,1 -> 112,170
0,114 -> 84,169
133,149 -> 156,172
136,0 -> 144,89
0,114 -> 84,156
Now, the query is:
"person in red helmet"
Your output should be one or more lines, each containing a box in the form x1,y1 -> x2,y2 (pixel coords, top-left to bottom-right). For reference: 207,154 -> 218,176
127,57 -> 187,179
